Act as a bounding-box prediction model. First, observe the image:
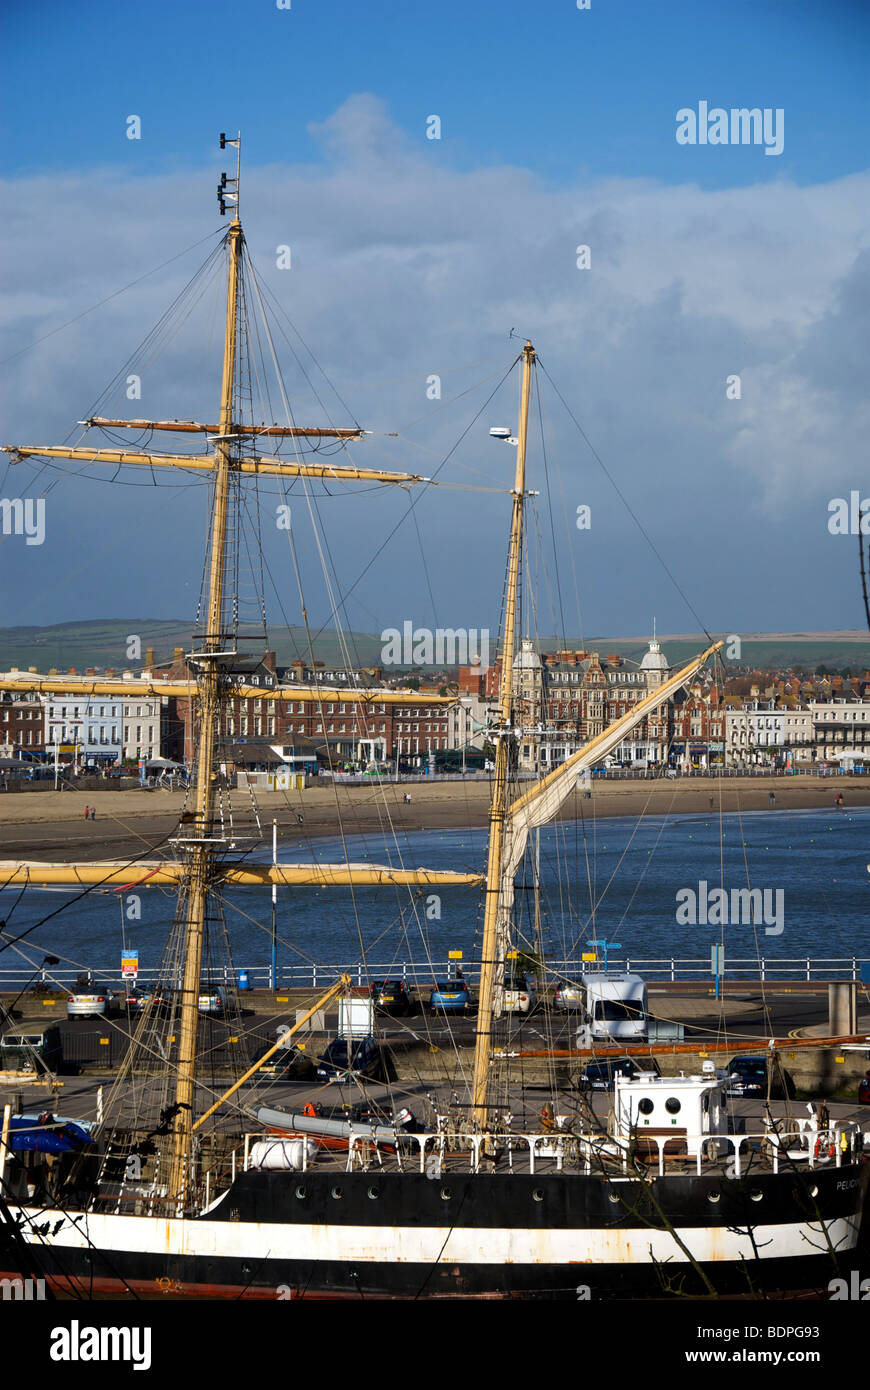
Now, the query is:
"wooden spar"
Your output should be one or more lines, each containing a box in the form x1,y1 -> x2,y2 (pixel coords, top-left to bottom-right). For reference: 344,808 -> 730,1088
470,342 -> 534,1132
2,445 -> 427,486
0,860 -> 483,888
502,1033 -> 870,1059
192,976 -> 350,1133
82,418 -> 364,438
0,675 -> 454,706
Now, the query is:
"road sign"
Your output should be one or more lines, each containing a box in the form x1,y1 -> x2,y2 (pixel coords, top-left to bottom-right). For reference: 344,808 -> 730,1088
121,951 -> 139,978
448,950 -> 463,960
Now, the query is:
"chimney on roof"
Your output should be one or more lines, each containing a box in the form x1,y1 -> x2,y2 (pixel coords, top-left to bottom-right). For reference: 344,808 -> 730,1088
145,647 -> 155,668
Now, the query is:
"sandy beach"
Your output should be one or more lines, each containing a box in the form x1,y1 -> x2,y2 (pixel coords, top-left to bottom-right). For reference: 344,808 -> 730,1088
1,775 -> 868,863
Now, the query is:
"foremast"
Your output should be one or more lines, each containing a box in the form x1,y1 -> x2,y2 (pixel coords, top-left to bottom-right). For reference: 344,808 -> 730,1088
167,202 -> 242,1205
470,341 -> 534,1132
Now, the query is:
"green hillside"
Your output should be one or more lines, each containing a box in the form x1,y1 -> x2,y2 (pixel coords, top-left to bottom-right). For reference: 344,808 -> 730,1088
0,621 -> 867,674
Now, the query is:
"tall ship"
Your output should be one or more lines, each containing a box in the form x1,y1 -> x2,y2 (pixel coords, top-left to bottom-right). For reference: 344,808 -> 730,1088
0,135 -> 867,1300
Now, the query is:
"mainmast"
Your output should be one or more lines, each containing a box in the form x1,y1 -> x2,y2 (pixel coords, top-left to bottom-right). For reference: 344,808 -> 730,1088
470,341 -> 534,1131
167,138 -> 243,1205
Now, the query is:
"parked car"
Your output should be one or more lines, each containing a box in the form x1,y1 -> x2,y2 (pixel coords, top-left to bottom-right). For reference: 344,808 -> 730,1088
725,1055 -> 796,1100
198,986 -> 229,1015
575,1056 -> 660,1092
857,1070 -> 870,1105
370,980 -> 413,1016
124,985 -> 174,1015
428,980 -> 471,1014
0,1025 -> 62,1073
553,977 -> 584,1011
315,1036 -> 381,1084
252,1040 -> 311,1079
503,969 -> 536,1014
66,993 -> 111,1019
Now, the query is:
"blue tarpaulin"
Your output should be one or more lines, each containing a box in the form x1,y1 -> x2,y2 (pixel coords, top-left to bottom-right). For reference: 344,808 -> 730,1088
8,1115 -> 94,1154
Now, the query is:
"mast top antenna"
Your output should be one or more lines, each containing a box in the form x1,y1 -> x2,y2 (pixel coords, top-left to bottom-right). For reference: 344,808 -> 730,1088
217,131 -> 241,218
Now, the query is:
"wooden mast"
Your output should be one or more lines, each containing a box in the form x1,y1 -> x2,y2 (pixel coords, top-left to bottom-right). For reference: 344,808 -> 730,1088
470,341 -> 534,1131
166,176 -> 242,1206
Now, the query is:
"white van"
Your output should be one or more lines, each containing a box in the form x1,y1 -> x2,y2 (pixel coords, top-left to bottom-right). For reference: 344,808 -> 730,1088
576,972 -> 648,1046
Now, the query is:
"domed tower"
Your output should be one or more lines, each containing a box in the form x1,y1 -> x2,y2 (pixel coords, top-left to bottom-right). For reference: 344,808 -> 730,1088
640,635 -> 669,689
640,632 -> 671,765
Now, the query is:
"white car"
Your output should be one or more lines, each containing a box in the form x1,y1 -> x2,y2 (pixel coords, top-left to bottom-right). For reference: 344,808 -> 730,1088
503,971 -> 537,1014
66,993 -> 109,1019
198,986 -> 229,1014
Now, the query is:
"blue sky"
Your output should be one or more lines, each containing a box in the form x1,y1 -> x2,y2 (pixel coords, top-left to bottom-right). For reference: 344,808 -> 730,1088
4,0 -> 868,187
1,0 -> 869,649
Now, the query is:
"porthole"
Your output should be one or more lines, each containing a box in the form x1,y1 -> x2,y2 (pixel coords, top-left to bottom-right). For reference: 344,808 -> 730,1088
440,1187 -> 452,1201
707,1190 -> 721,1204
608,1190 -> 621,1204
665,1097 -> 682,1115
749,1190 -> 763,1203
367,1185 -> 380,1200
638,1098 -> 654,1116
532,1188 -> 545,1203
330,1186 -> 342,1200
294,1185 -> 307,1200
810,1185 -> 819,1198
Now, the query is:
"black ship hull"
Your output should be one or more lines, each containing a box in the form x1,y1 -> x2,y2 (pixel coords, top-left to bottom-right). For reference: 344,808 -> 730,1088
8,1161 -> 868,1301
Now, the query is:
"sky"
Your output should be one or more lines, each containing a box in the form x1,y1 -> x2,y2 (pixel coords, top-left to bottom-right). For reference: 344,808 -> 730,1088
1,0 -> 869,655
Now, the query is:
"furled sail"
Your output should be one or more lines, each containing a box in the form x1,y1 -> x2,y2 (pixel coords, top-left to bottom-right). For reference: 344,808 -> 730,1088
491,639 -> 722,1014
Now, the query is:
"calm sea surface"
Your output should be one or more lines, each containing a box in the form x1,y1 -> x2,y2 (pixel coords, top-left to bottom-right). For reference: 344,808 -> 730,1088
2,807 -> 868,985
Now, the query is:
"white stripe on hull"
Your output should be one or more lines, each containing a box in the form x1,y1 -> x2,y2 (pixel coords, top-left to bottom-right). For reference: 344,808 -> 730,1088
19,1207 -> 862,1267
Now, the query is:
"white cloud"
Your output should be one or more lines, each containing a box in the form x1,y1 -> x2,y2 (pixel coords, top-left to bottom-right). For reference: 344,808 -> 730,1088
1,95 -> 868,631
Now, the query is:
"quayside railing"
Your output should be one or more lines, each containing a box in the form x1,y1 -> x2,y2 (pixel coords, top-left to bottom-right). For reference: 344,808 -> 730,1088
3,955 -> 868,993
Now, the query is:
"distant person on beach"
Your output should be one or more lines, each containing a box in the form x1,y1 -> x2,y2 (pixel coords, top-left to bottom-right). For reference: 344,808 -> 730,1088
84,806 -> 90,820
90,807 -> 96,820
768,792 -> 775,807
835,793 -> 843,808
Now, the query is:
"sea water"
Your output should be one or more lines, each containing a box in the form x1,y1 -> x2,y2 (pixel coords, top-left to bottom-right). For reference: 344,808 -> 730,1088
1,807 -> 867,985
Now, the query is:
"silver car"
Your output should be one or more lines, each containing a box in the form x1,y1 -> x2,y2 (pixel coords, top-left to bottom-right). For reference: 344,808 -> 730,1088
66,992 -> 109,1019
553,978 -> 584,1011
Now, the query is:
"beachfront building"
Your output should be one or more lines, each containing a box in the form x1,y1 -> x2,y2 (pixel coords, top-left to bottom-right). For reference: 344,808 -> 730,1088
670,683 -> 726,770
448,694 -> 493,761
45,692 -> 122,768
0,691 -> 46,758
810,699 -> 870,768
120,695 -> 163,763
